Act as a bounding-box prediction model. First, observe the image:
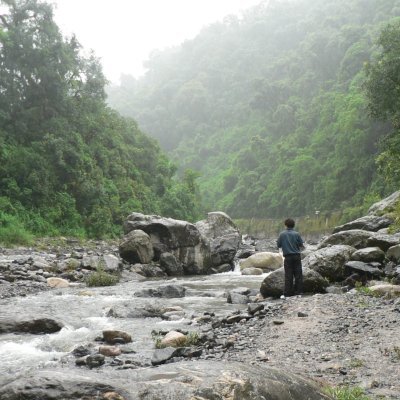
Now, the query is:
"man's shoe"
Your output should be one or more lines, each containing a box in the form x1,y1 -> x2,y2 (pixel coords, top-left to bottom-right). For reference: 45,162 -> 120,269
280,295 -> 286,300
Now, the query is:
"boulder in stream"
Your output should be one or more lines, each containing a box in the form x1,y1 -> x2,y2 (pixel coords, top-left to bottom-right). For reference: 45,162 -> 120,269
0,362 -> 333,399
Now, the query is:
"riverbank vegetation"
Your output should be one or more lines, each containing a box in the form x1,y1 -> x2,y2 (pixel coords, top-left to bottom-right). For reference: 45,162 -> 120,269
0,0 -> 202,245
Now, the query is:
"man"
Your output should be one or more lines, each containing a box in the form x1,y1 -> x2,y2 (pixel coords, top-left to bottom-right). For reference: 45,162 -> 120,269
277,218 -> 304,299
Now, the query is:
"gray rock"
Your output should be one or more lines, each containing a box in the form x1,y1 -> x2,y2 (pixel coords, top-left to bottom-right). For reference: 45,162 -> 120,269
260,267 -> 328,298
159,252 -> 183,276
0,317 -> 63,334
344,261 -> 383,279
102,254 -> 121,272
333,215 -> 394,233
151,347 -> 183,366
119,229 -> 154,264
350,247 -> 385,263
368,191 -> 400,215
134,284 -> 186,298
366,233 -> 400,252
318,230 -> 373,250
387,245 -> 400,262
227,292 -> 250,304
303,245 -> 356,282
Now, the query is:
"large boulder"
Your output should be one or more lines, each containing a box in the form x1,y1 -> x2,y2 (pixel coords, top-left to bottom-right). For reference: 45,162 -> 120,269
0,362 -> 333,399
260,267 -> 328,298
368,190 -> 400,215
350,247 -> 386,263
302,245 -> 356,282
333,215 -> 393,233
239,252 -> 283,272
119,229 -> 154,264
195,211 -> 241,267
366,233 -> 400,252
0,317 -> 63,334
318,230 -> 372,250
120,212 -> 241,275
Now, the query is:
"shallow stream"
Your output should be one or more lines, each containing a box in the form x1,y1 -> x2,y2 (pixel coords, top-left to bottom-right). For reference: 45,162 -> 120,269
0,266 -> 267,386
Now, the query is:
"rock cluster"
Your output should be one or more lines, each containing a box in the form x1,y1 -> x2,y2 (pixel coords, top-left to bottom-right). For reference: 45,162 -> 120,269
119,211 -> 241,275
260,191 -> 400,298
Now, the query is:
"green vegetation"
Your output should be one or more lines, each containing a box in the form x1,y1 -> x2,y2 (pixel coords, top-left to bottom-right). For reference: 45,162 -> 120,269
152,330 -> 200,349
85,266 -> 119,287
108,0 -> 400,220
0,0 -> 202,244
326,385 -> 370,400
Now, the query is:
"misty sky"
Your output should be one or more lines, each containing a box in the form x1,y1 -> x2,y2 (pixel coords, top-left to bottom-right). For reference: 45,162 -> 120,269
52,0 -> 263,83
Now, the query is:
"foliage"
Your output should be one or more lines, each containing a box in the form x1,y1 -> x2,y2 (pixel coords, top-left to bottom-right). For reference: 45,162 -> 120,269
0,0 -> 202,241
85,266 -> 119,287
108,0 -> 400,220
326,385 -> 370,400
152,330 -> 200,349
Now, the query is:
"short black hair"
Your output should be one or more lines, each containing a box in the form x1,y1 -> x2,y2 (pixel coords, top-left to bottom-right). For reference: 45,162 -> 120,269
284,218 -> 295,228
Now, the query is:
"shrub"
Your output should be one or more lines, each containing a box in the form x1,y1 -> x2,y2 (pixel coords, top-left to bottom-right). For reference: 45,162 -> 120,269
326,385 -> 370,399
0,212 -> 34,246
85,266 -> 119,287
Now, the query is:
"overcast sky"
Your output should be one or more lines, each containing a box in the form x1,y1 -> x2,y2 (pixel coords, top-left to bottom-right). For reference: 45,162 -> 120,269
52,0 -> 262,83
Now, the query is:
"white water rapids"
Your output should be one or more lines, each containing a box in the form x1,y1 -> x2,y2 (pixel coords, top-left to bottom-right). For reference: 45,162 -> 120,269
0,265 -> 268,385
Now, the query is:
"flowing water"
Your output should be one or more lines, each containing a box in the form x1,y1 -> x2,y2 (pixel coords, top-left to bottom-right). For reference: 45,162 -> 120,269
0,266 -> 268,386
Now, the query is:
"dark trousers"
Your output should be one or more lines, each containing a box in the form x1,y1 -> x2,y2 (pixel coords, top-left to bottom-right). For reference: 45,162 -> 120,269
283,254 -> 303,296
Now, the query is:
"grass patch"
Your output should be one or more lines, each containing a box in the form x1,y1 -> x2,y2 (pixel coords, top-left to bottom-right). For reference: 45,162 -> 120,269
152,330 -> 200,349
85,266 -> 119,287
355,283 -> 382,298
349,358 -> 364,368
0,224 -> 34,246
326,385 -> 370,399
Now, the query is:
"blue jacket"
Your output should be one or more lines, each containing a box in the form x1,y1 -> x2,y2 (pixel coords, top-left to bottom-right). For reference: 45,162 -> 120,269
277,228 -> 304,256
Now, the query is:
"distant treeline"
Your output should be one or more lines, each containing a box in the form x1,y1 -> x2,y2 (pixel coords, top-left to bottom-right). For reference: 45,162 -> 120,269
108,0 -> 400,220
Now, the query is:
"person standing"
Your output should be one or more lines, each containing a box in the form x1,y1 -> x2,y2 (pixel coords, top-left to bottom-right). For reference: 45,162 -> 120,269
277,218 -> 305,299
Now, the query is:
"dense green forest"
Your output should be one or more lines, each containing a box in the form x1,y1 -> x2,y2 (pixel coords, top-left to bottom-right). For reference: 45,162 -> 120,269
108,0 -> 400,220
0,0 -> 201,243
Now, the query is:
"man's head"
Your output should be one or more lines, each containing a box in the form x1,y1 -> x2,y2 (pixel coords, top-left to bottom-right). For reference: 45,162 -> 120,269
284,218 -> 295,228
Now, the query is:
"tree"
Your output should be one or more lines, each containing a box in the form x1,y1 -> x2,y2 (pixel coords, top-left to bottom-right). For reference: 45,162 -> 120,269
364,18 -> 400,184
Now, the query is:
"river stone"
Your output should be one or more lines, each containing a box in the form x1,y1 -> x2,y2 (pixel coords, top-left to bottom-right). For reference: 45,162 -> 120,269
99,345 -> 122,357
195,212 -> 242,266
318,230 -> 373,250
47,277 -> 70,288
0,371 -> 128,399
103,254 -> 120,273
350,247 -> 385,263
366,233 -> 400,252
0,361 -> 333,399
159,252 -> 183,276
227,291 -> 250,304
103,330 -> 132,344
368,284 -> 400,297
241,267 -> 263,275
86,354 -> 105,368
0,317 -> 63,334
134,284 -> 186,298
387,244 -> 400,262
260,267 -> 328,298
239,252 -> 283,272
119,229 -> 154,264
302,245 -> 356,282
333,215 -> 394,233
344,261 -> 383,279
160,330 -> 187,347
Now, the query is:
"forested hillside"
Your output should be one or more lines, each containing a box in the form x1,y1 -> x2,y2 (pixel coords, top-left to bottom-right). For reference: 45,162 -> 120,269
0,0 -> 200,242
108,0 -> 400,219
